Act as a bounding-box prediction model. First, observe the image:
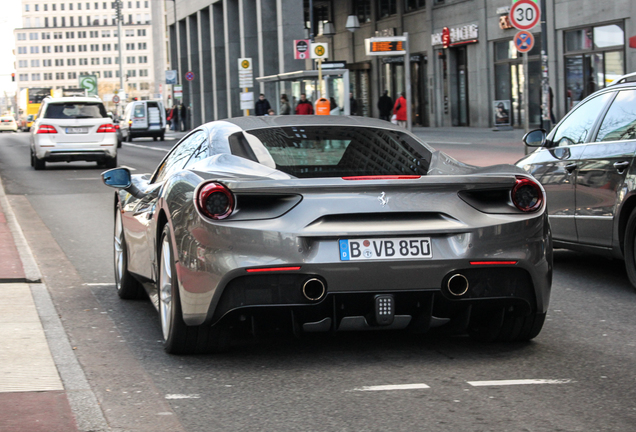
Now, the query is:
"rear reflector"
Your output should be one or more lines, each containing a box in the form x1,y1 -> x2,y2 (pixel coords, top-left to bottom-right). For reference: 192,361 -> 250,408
342,175 -> 421,181
470,261 -> 518,266
36,124 -> 57,134
246,266 -> 302,273
96,124 -> 116,133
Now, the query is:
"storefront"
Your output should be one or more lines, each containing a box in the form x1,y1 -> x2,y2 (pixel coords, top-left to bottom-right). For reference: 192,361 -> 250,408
379,54 -> 428,126
493,34 -> 542,128
347,62 -> 372,117
563,23 -> 625,112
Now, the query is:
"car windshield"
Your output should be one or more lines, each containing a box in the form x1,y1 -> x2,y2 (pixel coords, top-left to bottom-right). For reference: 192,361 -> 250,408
231,126 -> 432,178
44,102 -> 107,119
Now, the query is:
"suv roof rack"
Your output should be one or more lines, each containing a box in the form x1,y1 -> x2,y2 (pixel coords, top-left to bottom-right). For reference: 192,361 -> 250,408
608,72 -> 636,86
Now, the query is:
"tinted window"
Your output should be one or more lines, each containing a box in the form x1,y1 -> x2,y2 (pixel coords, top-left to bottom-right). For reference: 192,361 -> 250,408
154,131 -> 207,183
597,90 -> 636,142
552,92 -> 613,146
133,105 -> 145,118
236,126 -> 431,178
44,102 -> 107,119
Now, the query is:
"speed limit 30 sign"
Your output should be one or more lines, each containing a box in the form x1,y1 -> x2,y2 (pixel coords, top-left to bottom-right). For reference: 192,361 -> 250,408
510,0 -> 540,31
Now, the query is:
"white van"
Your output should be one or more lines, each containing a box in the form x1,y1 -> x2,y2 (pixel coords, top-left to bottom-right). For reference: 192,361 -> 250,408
121,100 -> 166,141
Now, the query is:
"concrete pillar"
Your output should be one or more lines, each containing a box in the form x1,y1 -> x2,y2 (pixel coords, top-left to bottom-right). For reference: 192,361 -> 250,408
212,2 -> 227,120
178,19 -> 188,116
258,0 -> 279,99
276,0 -> 304,74
224,0 -> 241,117
188,14 -> 202,128
198,8 -> 214,123
169,24 -> 178,107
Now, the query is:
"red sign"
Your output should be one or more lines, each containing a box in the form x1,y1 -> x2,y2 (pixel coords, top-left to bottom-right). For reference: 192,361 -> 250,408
630,35 -> 636,49
514,30 -> 535,53
442,27 -> 450,49
185,71 -> 195,81
112,95 -> 120,104
294,39 -> 310,60
510,0 -> 540,31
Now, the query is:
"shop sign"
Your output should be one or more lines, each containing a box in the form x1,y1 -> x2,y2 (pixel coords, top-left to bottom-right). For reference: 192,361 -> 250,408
499,14 -> 514,30
442,27 -> 451,48
381,55 -> 423,64
432,24 -> 479,47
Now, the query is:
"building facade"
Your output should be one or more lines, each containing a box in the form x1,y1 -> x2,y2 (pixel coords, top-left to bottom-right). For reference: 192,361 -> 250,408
169,0 -> 635,129
14,0 -> 161,111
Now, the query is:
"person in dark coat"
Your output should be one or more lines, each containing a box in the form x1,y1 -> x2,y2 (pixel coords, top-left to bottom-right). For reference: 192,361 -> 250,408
255,94 -> 271,116
349,92 -> 358,116
280,94 -> 291,115
295,93 -> 314,115
178,103 -> 186,131
378,90 -> 393,121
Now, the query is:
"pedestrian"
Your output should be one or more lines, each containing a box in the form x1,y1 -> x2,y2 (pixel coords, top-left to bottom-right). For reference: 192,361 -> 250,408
349,92 -> 358,115
393,92 -> 407,127
280,94 -> 291,115
267,108 -> 275,116
295,93 -> 314,115
166,106 -> 174,129
255,94 -> 271,116
378,90 -> 393,121
178,103 -> 187,131
329,97 -> 340,115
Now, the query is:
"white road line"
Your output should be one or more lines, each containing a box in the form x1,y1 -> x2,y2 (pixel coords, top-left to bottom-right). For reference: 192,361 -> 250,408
119,165 -> 137,171
467,379 -> 572,387
165,394 -> 201,399
122,142 -> 169,152
82,283 -> 115,286
351,383 -> 431,392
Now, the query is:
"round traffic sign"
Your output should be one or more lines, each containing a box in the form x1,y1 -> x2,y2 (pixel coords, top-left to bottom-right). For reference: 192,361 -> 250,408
185,71 -> 195,81
112,95 -> 120,104
296,40 -> 308,53
510,0 -> 540,31
241,59 -> 250,69
314,45 -> 325,57
514,30 -> 535,53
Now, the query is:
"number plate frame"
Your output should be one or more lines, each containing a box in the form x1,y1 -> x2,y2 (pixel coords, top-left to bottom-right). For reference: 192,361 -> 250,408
66,127 -> 89,134
339,237 -> 433,261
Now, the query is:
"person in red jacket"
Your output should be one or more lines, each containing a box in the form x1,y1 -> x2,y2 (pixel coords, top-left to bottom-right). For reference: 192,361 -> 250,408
393,92 -> 407,127
295,93 -> 314,115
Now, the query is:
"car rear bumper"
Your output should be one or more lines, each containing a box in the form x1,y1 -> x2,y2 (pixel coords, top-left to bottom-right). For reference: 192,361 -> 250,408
36,147 -> 117,162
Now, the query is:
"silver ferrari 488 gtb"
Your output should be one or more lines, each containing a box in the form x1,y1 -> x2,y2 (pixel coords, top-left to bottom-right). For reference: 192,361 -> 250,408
102,116 -> 552,354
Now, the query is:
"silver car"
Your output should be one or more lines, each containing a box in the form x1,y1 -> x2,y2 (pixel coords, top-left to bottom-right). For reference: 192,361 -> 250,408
103,116 -> 552,354
517,72 -> 636,290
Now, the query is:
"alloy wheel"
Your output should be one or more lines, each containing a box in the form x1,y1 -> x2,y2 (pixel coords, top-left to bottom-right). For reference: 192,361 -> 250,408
159,236 -> 173,341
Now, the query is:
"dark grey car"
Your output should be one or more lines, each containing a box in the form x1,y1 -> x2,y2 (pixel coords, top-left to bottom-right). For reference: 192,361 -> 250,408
517,72 -> 636,289
103,116 -> 552,354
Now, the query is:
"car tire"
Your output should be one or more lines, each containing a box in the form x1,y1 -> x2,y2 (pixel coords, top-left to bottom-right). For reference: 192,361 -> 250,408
104,155 -> 117,169
158,224 -> 230,355
33,154 -> 45,170
153,136 -> 157,141
160,133 -> 165,141
623,209 -> 636,291
30,149 -> 34,167
117,139 -> 122,148
468,308 -> 546,343
114,203 -> 145,300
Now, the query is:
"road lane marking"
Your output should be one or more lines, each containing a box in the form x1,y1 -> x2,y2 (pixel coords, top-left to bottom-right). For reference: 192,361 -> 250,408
83,283 -> 115,286
165,394 -> 201,399
467,379 -> 572,386
350,383 -> 430,392
122,142 -> 170,152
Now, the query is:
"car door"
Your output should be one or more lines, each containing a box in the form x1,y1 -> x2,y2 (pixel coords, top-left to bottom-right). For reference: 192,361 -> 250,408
576,89 -> 636,247
125,130 -> 208,279
521,92 -> 614,243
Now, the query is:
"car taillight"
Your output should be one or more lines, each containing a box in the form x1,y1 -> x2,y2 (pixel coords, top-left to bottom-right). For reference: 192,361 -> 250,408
511,176 -> 543,212
96,124 -> 116,133
36,124 -> 57,134
196,182 -> 234,220
114,124 -> 120,130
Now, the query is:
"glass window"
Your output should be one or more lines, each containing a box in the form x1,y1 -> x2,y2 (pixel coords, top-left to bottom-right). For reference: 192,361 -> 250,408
404,0 -> 425,12
552,92 -> 613,146
154,131 -> 208,183
594,24 -> 624,49
44,102 -> 108,119
596,90 -> 636,142
565,28 -> 593,52
377,0 -> 397,18
234,126 -> 431,178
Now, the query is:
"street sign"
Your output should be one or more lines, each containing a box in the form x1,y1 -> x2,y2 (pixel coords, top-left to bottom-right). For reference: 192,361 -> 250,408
112,95 -> 120,104
294,39 -> 310,60
238,57 -> 253,88
165,70 -> 177,84
78,75 -> 98,96
365,36 -> 407,56
185,71 -> 195,81
310,42 -> 328,60
174,84 -> 182,99
514,30 -> 535,53
240,92 -> 254,110
510,0 -> 540,30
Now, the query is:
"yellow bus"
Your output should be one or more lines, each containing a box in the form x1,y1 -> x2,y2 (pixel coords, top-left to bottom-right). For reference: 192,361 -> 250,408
22,88 -> 53,131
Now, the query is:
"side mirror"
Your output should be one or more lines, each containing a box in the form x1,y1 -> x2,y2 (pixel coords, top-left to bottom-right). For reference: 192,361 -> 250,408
523,129 -> 547,147
102,168 -> 131,188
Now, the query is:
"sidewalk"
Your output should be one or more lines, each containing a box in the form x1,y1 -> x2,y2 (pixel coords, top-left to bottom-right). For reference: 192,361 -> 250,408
0,183 -> 80,431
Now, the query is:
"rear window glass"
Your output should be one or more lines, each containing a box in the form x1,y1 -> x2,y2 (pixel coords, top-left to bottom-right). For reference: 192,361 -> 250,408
133,105 -> 145,118
231,126 -> 431,178
44,102 -> 107,119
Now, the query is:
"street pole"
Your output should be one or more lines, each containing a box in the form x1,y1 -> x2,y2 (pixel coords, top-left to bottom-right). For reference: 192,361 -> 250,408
523,51 -> 529,134
116,0 -> 124,117
540,0 -> 550,130
404,32 -> 412,132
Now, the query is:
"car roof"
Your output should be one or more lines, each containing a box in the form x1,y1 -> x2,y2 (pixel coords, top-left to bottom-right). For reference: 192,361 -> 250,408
44,97 -> 104,104
221,115 -> 407,132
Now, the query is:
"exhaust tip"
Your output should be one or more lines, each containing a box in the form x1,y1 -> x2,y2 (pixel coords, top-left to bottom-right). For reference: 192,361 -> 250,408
303,278 -> 326,301
447,274 -> 469,296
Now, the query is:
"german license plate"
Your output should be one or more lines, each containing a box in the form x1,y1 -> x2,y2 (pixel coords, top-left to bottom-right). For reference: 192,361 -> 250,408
66,127 -> 88,134
339,237 -> 432,261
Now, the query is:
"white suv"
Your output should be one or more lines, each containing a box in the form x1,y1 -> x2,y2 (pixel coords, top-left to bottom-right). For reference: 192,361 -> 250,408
30,96 -> 118,170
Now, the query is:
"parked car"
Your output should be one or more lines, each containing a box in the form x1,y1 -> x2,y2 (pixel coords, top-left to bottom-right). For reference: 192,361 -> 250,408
0,115 -> 18,132
107,112 -> 123,148
517,72 -> 636,289
102,116 -> 552,354
30,96 -> 118,170
120,100 -> 166,142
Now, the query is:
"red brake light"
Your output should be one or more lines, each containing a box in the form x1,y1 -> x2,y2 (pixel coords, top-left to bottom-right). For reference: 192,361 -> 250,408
196,182 -> 235,220
114,124 -> 120,130
246,266 -> 302,273
96,124 -> 116,133
342,175 -> 421,181
36,124 -> 57,134
512,176 -> 543,212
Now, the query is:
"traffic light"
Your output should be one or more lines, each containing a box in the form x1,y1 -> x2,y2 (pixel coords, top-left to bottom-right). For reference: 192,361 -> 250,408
11,73 -> 15,82
132,97 -> 138,101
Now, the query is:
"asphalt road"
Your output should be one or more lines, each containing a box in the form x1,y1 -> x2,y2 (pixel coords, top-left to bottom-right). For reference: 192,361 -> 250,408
1,130 -> 635,432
